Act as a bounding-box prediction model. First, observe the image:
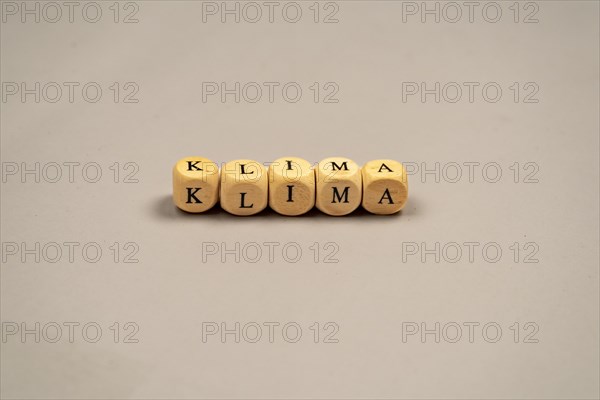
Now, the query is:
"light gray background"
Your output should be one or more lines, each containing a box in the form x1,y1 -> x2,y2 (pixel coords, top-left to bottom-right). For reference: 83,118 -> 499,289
1,1 -> 599,399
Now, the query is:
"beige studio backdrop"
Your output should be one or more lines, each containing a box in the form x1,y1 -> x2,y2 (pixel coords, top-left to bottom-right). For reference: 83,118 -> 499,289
0,1 -> 599,399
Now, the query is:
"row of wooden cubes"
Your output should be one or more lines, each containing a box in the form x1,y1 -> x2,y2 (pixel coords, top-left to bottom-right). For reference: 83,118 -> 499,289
173,157 -> 408,216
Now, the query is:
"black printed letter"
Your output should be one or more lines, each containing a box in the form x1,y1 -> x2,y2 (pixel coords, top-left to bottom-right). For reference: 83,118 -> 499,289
239,192 -> 253,208
331,161 -> 348,171
378,188 -> 394,204
186,187 -> 202,203
332,186 -> 350,203
187,161 -> 202,171
378,163 -> 393,173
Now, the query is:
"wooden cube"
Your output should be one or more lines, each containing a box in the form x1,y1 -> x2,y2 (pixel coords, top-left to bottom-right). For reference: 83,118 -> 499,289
361,159 -> 408,215
172,156 -> 220,213
315,157 -> 362,216
268,157 -> 315,216
220,159 -> 268,216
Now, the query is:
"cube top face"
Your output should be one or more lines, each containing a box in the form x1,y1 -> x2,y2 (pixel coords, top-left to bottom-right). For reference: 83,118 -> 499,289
221,159 -> 265,183
268,157 -> 315,216
172,156 -> 220,213
269,157 -> 314,180
316,157 -> 361,183
220,159 -> 268,216
315,157 -> 362,216
173,156 -> 219,180
362,159 -> 408,215
362,159 -> 407,181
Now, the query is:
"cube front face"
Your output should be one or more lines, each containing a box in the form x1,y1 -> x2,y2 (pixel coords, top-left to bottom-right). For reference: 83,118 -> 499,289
268,157 -> 315,216
315,157 -> 362,216
362,159 -> 408,215
172,156 -> 220,213
220,159 -> 268,216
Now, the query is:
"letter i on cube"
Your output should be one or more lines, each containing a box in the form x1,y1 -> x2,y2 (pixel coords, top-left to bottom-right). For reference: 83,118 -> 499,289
268,157 -> 315,216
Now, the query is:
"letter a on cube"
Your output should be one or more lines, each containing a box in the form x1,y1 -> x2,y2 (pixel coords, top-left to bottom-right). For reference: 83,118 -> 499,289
361,159 -> 408,214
